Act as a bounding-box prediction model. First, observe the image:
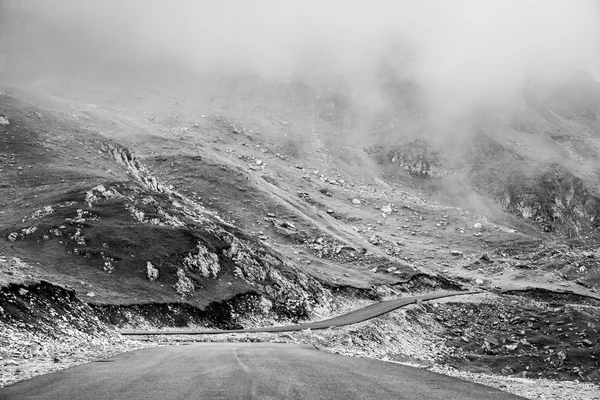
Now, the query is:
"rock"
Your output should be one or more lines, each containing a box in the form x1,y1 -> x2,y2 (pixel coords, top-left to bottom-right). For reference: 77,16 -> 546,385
473,223 -> 482,229
475,278 -> 484,285
146,262 -> 159,281
0,116 -> 9,126
326,209 -> 334,214
505,343 -> 518,351
480,254 -> 492,262
582,339 -> 593,347
381,205 -> 393,214
173,269 -> 195,297
501,366 -> 514,375
319,187 -> 332,197
255,159 -> 263,166
369,235 -> 380,245
183,243 -> 221,279
258,297 -> 272,313
7,232 -> 18,241
352,198 -> 361,205
86,292 -> 95,297
450,250 -> 463,256
18,288 -> 28,296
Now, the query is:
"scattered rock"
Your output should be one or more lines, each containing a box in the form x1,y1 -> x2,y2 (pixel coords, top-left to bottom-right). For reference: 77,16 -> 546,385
319,187 -> 332,197
146,262 -> 159,281
369,235 -> 381,245
173,268 -> 195,297
480,254 -> 492,263
258,297 -> 272,313
381,205 -> 393,214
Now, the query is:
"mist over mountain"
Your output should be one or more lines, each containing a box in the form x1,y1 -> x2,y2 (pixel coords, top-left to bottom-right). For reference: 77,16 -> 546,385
2,0 -> 599,118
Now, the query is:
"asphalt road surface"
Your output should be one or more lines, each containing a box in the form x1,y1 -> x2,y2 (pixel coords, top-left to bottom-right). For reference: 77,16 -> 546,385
0,343 -> 525,400
121,291 -> 480,335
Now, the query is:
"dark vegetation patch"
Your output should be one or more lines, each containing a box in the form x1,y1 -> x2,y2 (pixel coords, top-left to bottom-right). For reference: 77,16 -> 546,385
91,292 -> 262,330
1,183 -> 257,307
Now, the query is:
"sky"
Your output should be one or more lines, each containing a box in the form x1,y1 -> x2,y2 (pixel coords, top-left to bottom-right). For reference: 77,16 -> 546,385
2,0 -> 600,116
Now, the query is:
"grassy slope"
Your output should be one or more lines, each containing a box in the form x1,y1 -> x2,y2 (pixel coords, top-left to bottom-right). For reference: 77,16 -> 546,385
2,65 -> 600,311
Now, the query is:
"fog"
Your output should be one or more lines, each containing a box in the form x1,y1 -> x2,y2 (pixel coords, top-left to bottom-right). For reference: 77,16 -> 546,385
2,0 -> 600,118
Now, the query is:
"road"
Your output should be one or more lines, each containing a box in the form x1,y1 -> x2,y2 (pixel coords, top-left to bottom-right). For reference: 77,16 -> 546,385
121,291 -> 479,335
0,343 -> 525,400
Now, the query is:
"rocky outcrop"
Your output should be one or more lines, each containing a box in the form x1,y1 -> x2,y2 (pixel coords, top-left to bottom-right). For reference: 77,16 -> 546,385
469,134 -> 600,239
223,233 -> 329,318
183,243 -> 221,279
101,142 -> 167,194
499,166 -> 600,238
364,139 -> 448,178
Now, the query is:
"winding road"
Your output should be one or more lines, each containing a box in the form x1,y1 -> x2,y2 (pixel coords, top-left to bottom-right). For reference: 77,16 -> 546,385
121,291 -> 480,335
1,291 -> 528,399
0,343 -> 525,400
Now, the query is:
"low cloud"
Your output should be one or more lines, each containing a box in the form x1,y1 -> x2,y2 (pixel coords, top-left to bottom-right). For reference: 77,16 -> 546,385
2,0 -> 599,117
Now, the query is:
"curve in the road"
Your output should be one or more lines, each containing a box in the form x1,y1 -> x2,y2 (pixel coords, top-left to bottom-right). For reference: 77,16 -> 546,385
120,290 -> 480,335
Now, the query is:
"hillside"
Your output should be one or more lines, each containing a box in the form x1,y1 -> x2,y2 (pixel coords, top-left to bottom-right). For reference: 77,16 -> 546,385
1,5 -> 600,397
